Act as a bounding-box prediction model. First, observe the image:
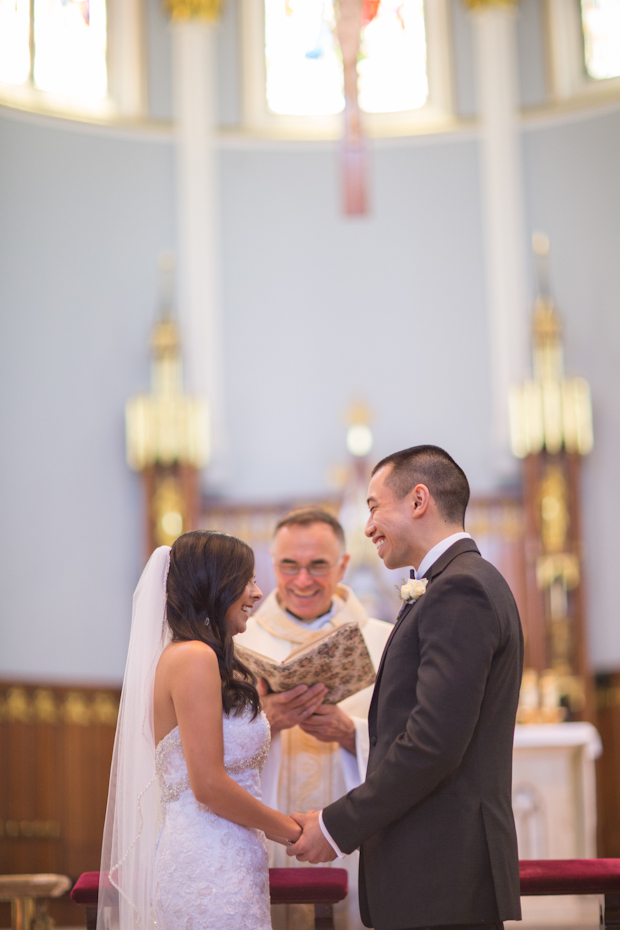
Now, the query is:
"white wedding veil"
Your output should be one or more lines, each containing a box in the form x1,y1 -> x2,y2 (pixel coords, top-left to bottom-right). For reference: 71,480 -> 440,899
97,545 -> 172,930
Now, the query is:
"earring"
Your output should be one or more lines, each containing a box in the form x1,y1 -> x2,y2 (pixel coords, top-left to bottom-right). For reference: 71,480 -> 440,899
204,617 -> 210,627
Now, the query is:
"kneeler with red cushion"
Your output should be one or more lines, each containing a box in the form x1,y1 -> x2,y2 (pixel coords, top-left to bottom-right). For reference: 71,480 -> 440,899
71,867 -> 348,930
519,859 -> 620,929
73,861 -> 620,930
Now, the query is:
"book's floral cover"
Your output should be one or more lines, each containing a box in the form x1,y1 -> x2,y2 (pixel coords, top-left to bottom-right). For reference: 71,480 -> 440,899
235,622 -> 377,704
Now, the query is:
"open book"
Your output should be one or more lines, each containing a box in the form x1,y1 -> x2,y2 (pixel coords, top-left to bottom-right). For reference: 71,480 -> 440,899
235,621 -> 376,704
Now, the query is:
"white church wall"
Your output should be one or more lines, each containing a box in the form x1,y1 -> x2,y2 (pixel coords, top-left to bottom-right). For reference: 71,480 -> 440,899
450,0 -> 547,120
515,0 -> 548,110
143,0 -> 549,128
0,0 -> 619,680
0,109 -> 176,682
522,105 -> 620,670
144,0 -> 241,126
144,0 -> 174,121
450,0 -> 477,119
0,109 -> 496,682
218,133 -> 494,501
216,0 -> 243,128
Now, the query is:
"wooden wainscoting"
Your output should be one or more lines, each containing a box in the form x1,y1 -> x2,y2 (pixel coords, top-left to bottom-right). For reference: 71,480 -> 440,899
0,681 -> 120,927
596,672 -> 620,857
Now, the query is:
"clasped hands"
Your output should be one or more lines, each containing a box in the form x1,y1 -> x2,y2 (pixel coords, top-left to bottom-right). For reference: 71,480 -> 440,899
286,810 -> 338,864
258,678 -> 354,861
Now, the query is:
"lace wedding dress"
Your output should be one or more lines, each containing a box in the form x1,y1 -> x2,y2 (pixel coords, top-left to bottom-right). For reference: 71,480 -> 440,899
153,708 -> 273,930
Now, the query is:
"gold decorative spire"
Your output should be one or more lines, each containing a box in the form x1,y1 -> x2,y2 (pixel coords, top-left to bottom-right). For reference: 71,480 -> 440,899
509,234 -> 593,458
530,232 -> 564,383
125,257 -> 210,471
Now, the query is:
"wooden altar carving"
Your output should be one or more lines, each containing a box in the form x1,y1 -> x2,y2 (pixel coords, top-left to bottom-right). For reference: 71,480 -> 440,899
510,236 -> 594,721
126,312 -> 208,559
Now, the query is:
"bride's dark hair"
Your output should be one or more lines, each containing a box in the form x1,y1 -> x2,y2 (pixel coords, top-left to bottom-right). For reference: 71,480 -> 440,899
166,530 -> 260,718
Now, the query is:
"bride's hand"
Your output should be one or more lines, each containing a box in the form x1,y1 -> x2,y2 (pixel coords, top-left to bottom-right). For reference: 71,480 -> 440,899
265,820 -> 302,846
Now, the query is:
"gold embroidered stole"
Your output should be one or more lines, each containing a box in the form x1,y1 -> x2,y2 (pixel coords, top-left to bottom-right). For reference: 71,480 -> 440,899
253,586 -> 368,866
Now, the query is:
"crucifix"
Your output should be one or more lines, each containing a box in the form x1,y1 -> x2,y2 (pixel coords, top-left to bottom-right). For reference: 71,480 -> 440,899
336,0 -> 379,215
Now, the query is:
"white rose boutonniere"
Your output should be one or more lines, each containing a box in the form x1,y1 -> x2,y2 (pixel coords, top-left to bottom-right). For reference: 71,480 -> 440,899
396,577 -> 428,603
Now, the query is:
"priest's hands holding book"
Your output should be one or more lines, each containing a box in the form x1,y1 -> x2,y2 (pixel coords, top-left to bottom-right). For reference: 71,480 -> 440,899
256,678 -> 327,733
256,679 -> 356,754
286,810 -> 338,863
299,703 -> 356,754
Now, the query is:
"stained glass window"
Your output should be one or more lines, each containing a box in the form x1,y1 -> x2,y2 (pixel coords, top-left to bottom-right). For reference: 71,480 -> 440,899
0,0 -> 31,86
264,0 -> 427,117
0,0 -> 107,101
265,0 -> 343,115
34,0 -> 107,99
358,0 -> 427,113
581,0 -> 620,81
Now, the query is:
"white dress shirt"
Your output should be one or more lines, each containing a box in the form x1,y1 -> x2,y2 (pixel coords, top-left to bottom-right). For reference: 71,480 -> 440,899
414,532 -> 471,579
318,531 -> 472,858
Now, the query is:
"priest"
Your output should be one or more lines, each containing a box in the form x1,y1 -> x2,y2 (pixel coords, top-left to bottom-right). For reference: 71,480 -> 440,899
235,507 -> 392,930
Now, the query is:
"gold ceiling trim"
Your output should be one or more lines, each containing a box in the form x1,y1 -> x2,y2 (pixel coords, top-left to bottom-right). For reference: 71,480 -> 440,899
463,0 -> 520,9
165,0 -> 222,22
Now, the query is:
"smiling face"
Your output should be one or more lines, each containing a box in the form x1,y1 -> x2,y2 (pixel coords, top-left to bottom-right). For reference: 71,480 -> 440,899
225,578 -> 263,636
365,465 -> 421,570
271,522 -> 350,621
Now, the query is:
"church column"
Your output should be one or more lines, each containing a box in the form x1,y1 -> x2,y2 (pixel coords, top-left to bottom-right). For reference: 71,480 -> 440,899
466,0 -> 528,482
169,0 -> 227,486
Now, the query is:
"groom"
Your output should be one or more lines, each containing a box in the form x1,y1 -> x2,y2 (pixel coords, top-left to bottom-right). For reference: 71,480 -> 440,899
288,445 -> 523,930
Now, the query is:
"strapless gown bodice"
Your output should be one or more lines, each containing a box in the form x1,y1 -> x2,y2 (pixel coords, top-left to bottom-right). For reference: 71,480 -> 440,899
153,708 -> 272,930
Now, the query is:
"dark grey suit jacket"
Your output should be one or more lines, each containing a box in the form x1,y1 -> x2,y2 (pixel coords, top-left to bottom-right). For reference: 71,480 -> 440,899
322,539 -> 523,930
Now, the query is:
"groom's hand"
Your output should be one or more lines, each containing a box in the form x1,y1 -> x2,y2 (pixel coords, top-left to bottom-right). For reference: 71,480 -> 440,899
257,679 -> 327,735
299,704 -> 356,754
286,811 -> 337,864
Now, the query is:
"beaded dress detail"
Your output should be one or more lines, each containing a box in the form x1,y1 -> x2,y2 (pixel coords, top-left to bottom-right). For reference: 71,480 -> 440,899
153,709 -> 272,930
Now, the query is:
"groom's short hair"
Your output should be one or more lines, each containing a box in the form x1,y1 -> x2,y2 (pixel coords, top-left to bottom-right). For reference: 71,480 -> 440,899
372,445 -> 470,526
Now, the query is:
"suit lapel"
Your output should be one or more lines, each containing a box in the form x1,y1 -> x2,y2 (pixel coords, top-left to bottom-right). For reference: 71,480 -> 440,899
424,537 -> 479,582
373,599 -> 416,684
369,597 -> 421,723
370,539 -> 481,701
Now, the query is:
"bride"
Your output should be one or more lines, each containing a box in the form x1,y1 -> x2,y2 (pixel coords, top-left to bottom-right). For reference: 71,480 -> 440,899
98,531 -> 302,930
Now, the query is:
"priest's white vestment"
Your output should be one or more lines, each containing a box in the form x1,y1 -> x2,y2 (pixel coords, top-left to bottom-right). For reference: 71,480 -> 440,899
235,585 -> 392,930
